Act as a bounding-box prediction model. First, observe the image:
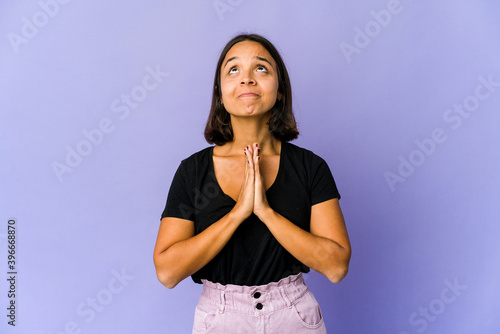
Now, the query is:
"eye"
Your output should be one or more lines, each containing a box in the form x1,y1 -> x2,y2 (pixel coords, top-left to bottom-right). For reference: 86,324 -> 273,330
256,65 -> 268,73
228,67 -> 238,74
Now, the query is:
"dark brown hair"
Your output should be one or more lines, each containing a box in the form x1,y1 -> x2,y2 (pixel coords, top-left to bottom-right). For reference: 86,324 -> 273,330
204,33 -> 299,145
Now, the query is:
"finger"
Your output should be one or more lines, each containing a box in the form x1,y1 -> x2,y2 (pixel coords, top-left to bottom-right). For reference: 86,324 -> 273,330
246,145 -> 254,187
251,143 -> 256,163
254,146 -> 261,176
246,145 -> 254,159
254,143 -> 260,165
247,145 -> 255,172
244,146 -> 249,176
246,144 -> 254,160
254,145 -> 266,194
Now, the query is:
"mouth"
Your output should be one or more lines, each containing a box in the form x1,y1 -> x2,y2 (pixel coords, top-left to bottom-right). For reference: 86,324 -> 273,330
238,92 -> 259,98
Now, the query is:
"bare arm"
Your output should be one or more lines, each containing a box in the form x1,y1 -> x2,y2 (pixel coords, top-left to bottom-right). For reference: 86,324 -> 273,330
153,146 -> 256,289
249,144 -> 351,283
257,199 -> 351,283
153,213 -> 241,289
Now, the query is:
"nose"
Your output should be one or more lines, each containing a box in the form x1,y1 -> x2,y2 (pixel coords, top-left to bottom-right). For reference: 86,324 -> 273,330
240,68 -> 255,85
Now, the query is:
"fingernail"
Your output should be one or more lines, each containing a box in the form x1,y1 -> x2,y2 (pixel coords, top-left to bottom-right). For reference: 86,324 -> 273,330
258,148 -> 261,153
255,143 -> 258,147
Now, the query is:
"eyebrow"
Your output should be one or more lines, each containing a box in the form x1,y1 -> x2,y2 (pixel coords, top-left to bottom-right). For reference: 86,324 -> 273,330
223,56 -> 273,68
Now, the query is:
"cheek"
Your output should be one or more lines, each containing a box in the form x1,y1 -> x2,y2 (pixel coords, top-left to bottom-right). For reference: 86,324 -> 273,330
264,76 -> 279,94
220,82 -> 235,101
264,81 -> 279,100
219,85 -> 230,103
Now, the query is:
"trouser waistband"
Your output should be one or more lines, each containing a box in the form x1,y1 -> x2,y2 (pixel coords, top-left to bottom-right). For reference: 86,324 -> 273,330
200,273 -> 308,316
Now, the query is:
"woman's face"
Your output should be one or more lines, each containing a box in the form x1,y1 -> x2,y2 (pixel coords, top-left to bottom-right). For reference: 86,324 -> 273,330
219,41 -> 280,118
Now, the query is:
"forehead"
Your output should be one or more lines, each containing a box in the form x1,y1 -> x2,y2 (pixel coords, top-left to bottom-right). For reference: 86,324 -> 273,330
222,40 -> 276,66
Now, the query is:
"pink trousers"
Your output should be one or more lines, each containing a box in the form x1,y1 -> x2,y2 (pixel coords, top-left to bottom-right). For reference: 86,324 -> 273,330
192,273 -> 327,333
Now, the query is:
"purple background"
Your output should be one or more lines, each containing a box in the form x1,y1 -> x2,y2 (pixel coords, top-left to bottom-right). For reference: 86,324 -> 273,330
1,0 -> 499,333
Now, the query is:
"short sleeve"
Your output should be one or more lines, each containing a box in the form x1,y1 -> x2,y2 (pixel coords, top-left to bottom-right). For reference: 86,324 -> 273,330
161,160 -> 195,221
310,155 -> 341,205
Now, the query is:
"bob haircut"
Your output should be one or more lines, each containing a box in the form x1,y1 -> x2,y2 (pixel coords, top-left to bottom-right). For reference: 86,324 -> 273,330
204,33 -> 299,145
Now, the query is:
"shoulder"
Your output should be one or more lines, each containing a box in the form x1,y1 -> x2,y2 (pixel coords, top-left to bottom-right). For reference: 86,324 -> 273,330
283,141 -> 327,165
178,146 -> 213,168
172,146 -> 213,182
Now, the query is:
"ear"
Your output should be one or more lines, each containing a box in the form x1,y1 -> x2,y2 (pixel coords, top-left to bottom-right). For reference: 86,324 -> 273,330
277,92 -> 282,101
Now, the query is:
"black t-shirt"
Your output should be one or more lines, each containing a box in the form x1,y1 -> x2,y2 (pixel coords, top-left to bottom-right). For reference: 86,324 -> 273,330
161,141 -> 340,286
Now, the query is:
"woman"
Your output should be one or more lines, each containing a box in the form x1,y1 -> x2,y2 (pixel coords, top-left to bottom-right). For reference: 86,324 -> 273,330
154,33 -> 351,333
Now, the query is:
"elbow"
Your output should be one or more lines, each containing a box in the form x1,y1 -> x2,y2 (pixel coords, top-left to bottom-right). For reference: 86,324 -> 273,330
156,270 -> 181,289
325,247 -> 351,284
153,253 -> 181,289
154,255 -> 181,289
326,264 -> 349,284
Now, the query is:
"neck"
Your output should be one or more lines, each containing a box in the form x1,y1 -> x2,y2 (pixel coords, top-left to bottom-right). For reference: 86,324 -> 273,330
219,114 -> 280,155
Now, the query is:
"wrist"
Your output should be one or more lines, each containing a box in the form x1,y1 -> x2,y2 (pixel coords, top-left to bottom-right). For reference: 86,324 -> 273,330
255,206 -> 276,223
228,207 -> 250,225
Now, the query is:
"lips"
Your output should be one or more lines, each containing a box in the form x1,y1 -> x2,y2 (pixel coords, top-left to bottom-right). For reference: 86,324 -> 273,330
238,92 -> 259,98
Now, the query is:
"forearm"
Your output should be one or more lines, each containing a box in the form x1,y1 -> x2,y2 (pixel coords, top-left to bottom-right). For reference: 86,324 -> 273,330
155,211 -> 243,288
260,209 -> 350,283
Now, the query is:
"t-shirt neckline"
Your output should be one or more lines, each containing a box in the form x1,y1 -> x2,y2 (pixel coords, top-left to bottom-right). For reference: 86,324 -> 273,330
210,141 -> 285,203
